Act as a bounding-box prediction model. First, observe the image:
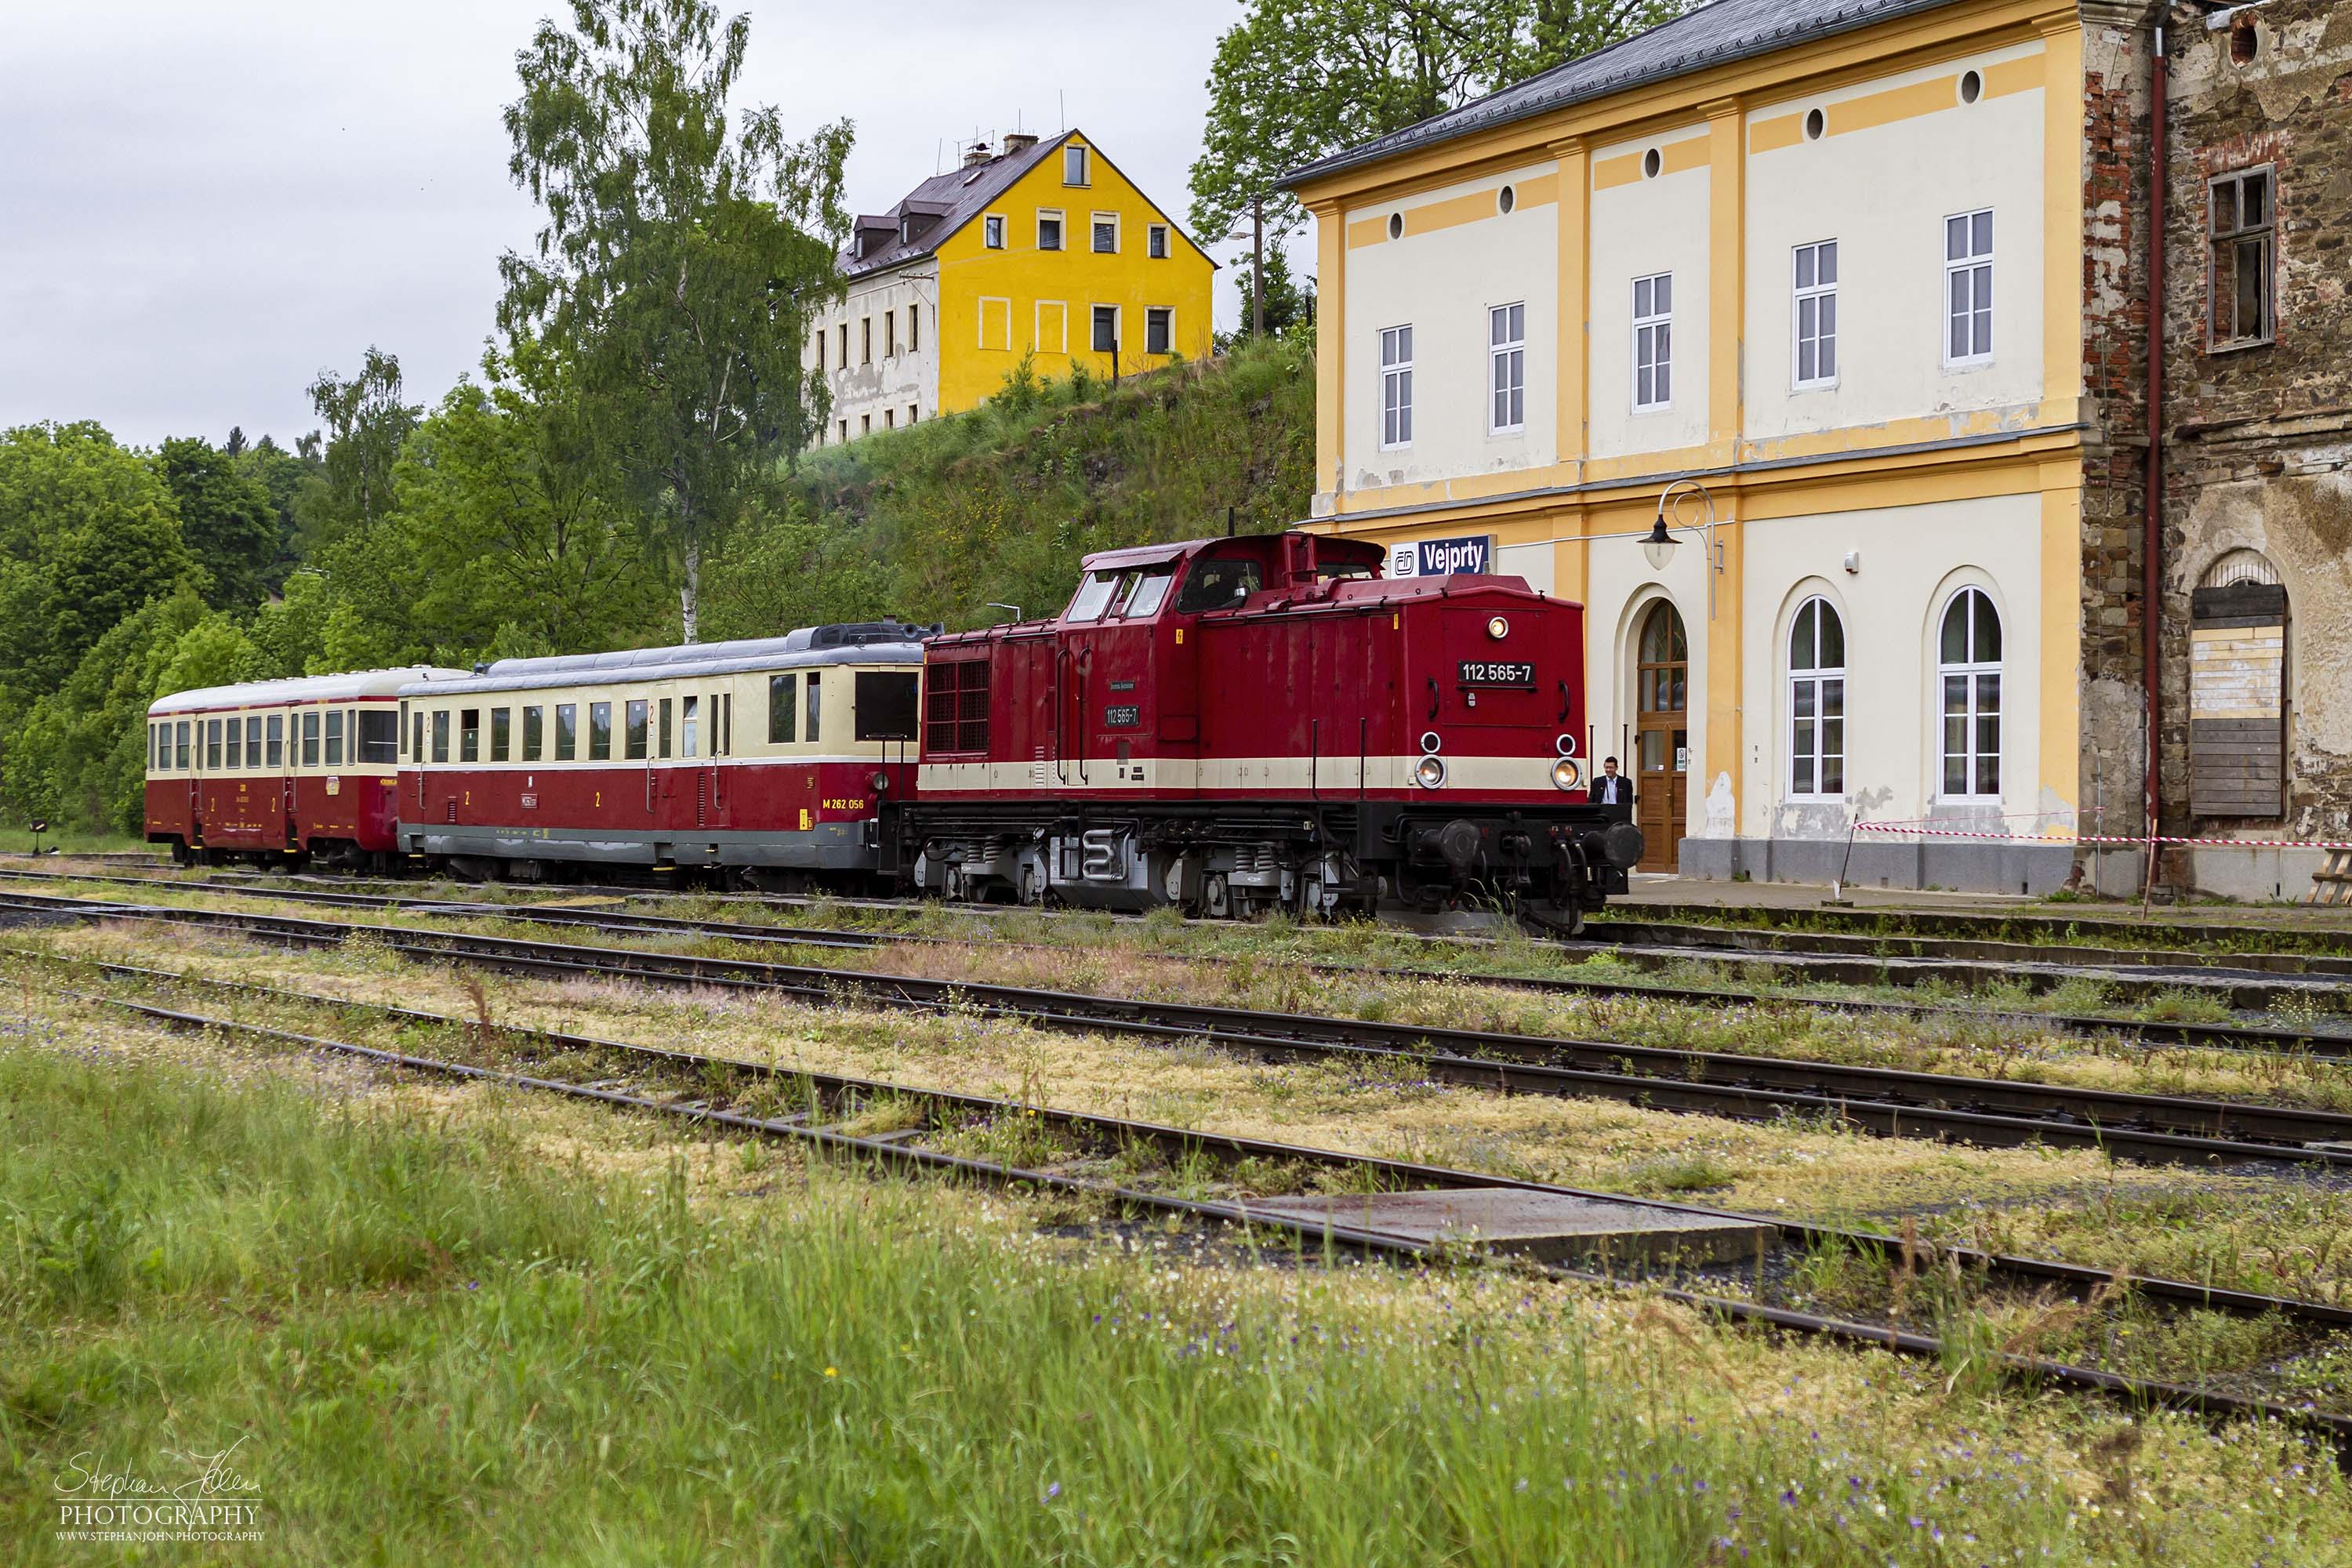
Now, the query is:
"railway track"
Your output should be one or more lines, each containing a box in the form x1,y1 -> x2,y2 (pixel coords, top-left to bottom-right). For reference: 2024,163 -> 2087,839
5,865 -> 2345,1059
38,949 -> 2352,1463
13,886 -> 2352,1170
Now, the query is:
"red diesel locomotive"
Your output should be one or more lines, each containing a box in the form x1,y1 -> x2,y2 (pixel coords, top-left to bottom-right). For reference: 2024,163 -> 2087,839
145,667 -> 466,866
890,530 -> 1640,925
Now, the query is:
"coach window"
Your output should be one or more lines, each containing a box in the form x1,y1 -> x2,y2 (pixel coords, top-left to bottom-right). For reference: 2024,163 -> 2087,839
227,717 -> 244,769
267,714 -> 284,768
659,698 -> 673,758
806,672 -> 822,743
458,709 -> 479,764
720,693 -> 731,754
626,699 -> 648,760
681,695 -> 699,758
147,722 -> 157,770
429,710 -> 448,764
303,712 -> 322,768
489,707 -> 510,762
409,712 -> 423,764
523,705 -> 544,760
556,703 -> 578,760
768,674 -> 799,744
325,710 -> 344,768
206,719 -> 223,771
360,711 -> 397,764
399,701 -> 410,760
1173,557 -> 1262,614
1064,569 -> 1120,623
246,717 -> 262,767
590,702 -> 613,760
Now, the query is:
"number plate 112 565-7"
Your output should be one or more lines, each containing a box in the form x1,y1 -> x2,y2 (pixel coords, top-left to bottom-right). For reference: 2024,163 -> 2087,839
1457,661 -> 1534,687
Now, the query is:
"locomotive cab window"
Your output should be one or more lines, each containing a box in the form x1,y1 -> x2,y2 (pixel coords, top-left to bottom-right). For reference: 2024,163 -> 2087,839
360,711 -> 397,764
1174,557 -> 1263,614
1064,570 -> 1121,623
854,670 -> 920,741
1115,567 -> 1174,619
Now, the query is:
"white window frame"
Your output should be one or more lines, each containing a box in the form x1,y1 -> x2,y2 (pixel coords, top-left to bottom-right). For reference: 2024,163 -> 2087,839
1379,325 -> 1414,450
983,213 -> 1006,249
1090,303 -> 1120,355
1036,209 -> 1064,252
1064,143 -> 1089,186
1786,596 -> 1846,801
1632,271 -> 1672,412
1147,223 -> 1169,259
1943,209 -> 1993,368
1487,303 -> 1525,435
977,296 -> 1011,350
1936,586 -> 2003,801
1791,239 -> 1839,390
1091,212 -> 1120,254
1145,306 -> 1173,356
1034,299 -> 1067,354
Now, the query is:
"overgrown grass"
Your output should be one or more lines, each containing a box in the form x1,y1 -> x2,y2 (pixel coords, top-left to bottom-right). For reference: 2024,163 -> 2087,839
10,1024 -> 2352,1560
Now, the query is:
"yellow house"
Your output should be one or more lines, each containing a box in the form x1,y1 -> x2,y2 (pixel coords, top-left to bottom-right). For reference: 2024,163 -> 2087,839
806,129 -> 1215,442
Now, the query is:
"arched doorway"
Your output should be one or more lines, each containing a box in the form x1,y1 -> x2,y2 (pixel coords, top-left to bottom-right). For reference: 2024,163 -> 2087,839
1634,600 -> 1689,872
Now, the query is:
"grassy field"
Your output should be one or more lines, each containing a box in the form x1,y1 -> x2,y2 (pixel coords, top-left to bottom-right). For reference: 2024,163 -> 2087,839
5,997 -> 2351,1565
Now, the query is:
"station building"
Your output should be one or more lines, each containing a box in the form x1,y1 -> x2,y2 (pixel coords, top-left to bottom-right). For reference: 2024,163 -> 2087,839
1288,0 -> 2351,896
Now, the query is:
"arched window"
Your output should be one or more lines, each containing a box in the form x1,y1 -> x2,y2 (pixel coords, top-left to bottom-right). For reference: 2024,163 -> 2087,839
1937,587 -> 2002,798
1788,597 -> 1845,797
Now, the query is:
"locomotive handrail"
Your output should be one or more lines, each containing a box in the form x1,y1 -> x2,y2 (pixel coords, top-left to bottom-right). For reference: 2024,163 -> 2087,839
1558,679 -> 1573,724
1425,677 -> 1440,722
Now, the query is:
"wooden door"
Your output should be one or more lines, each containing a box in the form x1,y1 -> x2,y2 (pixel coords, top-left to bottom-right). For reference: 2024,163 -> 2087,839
1634,601 -> 1689,873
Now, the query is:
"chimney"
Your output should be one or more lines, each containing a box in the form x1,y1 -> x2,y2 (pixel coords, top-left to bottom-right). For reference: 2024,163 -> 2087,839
1003,131 -> 1039,155
961,140 -> 992,169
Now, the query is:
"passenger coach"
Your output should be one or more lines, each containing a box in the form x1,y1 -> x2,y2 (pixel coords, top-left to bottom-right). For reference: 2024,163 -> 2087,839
146,666 -> 466,867
397,623 -> 931,885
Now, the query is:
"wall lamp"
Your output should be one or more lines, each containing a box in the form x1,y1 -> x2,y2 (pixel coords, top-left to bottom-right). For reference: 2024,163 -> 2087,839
1641,478 -> 1724,618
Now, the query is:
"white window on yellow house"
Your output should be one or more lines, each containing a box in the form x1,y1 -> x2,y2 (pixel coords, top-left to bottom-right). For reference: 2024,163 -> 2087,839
978,296 -> 1012,350
1091,304 -> 1118,354
1091,212 -> 1119,254
1035,300 -> 1068,354
984,213 -> 1005,249
1037,210 -> 1064,251
1145,307 -> 1171,355
1064,143 -> 1088,186
1148,223 -> 1168,259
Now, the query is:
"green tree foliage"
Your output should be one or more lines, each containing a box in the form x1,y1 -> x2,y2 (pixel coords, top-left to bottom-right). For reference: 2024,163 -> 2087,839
702,335 -> 1315,641
299,347 -> 418,552
1189,0 -> 1687,246
498,0 -> 854,642
1228,245 -> 1312,342
232,432 -> 325,594
154,435 -> 279,608
0,423 -> 198,704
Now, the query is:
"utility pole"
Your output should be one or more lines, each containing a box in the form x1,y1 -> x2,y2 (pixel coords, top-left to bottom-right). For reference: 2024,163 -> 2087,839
1250,194 -> 1265,339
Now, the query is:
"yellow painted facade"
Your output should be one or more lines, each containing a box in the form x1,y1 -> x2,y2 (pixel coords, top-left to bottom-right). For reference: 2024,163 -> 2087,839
1288,0 -> 2097,890
932,136 -> 1215,412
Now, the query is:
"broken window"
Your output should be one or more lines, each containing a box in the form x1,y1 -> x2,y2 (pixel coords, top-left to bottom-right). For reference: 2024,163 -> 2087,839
2209,168 -> 2274,349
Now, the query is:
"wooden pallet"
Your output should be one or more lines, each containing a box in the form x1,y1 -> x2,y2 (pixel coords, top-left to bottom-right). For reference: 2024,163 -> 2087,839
2309,848 -> 2352,906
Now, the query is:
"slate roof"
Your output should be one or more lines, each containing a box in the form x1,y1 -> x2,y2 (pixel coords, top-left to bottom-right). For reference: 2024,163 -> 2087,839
1283,0 -> 1965,187
840,132 -> 1071,280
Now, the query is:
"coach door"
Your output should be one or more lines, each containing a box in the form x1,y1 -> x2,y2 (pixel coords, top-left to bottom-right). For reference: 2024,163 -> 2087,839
1634,601 -> 1687,873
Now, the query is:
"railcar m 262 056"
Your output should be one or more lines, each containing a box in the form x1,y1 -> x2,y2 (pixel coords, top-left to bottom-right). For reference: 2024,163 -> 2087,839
887,530 -> 1641,927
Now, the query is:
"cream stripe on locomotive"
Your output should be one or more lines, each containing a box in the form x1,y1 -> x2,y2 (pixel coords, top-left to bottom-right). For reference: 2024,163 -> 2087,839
918,753 -> 1576,793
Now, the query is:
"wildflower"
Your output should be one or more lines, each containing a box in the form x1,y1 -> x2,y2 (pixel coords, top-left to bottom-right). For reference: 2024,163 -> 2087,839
1044,1482 -> 1061,1501
824,1367 -> 838,1377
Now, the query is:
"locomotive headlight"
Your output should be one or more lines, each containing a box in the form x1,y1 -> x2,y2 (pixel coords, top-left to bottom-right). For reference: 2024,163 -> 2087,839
1486,615 -> 1508,639
870,771 -> 889,793
1551,757 -> 1582,791
1413,755 -> 1447,789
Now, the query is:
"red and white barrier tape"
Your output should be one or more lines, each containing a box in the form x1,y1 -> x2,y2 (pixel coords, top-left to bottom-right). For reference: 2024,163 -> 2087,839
1852,822 -> 2352,851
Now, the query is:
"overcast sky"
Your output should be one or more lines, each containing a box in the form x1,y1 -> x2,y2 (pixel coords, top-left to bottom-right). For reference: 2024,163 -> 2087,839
2,0 -> 1289,450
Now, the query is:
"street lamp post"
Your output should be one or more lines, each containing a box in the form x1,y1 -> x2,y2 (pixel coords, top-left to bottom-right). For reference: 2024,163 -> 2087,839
1641,478 -> 1724,619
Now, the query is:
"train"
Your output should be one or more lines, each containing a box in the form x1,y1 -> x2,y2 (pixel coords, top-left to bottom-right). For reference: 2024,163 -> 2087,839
144,530 -> 1642,924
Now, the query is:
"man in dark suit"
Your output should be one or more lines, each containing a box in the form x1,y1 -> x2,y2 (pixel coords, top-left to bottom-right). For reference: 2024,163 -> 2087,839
1588,756 -> 1635,821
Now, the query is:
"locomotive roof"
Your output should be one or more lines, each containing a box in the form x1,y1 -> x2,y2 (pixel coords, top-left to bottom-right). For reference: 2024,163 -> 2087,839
399,624 -> 930,698
149,665 -> 470,717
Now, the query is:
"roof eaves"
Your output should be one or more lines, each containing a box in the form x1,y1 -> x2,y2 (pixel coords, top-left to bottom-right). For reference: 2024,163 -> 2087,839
1279,0 -> 1963,191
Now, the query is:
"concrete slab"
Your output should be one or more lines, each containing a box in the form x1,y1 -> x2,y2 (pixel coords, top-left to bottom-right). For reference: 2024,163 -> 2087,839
1240,1188 -> 1772,1267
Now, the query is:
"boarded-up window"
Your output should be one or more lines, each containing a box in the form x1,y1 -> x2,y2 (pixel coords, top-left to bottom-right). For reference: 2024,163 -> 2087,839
2190,570 -> 2286,818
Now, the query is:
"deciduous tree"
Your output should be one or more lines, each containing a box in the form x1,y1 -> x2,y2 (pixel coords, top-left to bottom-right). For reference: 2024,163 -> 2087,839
499,0 -> 853,642
154,435 -> 278,609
